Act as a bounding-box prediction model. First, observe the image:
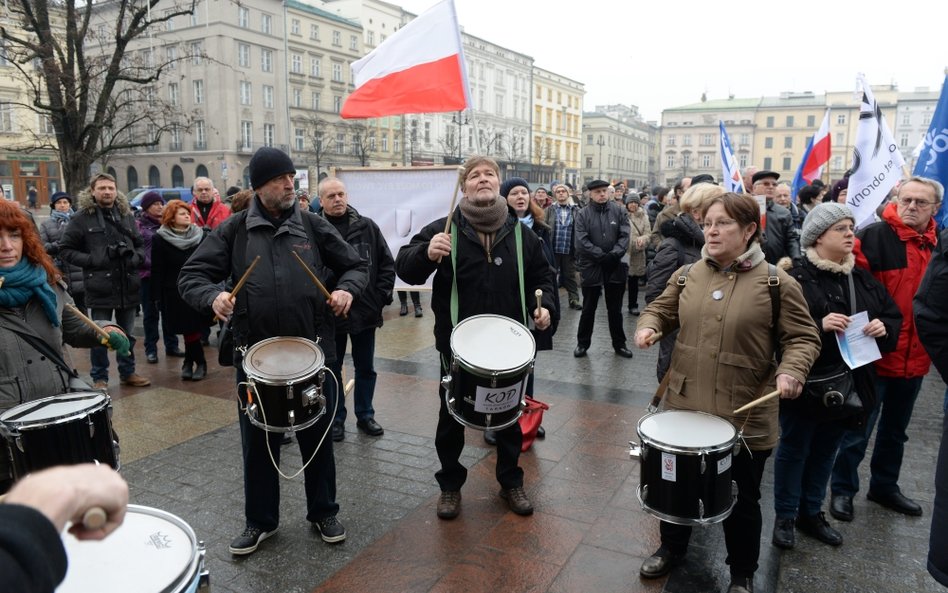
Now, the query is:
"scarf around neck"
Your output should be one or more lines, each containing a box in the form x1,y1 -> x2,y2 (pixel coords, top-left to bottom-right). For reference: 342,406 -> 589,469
50,210 -> 72,223
459,196 -> 508,234
0,259 -> 59,326
156,224 -> 203,251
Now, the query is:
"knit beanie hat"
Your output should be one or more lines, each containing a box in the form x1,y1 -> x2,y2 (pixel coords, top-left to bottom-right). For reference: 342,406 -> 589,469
49,191 -> 72,210
499,177 -> 530,198
249,147 -> 296,190
800,202 -> 854,248
139,190 -> 165,211
830,178 -> 849,202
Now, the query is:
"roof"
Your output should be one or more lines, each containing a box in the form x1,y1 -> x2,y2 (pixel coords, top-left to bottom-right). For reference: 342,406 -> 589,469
664,97 -> 762,112
285,0 -> 361,28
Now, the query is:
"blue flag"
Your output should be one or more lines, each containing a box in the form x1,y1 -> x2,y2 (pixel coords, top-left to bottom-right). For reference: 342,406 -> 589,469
719,121 -> 744,193
913,75 -> 948,229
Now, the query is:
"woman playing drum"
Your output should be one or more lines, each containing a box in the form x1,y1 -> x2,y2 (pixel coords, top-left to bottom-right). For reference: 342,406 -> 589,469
634,192 -> 821,593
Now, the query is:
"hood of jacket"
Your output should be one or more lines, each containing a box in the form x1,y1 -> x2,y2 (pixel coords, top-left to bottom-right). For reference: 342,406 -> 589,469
76,189 -> 133,216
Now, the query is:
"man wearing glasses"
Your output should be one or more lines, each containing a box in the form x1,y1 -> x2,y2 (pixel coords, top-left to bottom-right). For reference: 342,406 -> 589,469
830,176 -> 943,522
751,170 -> 800,265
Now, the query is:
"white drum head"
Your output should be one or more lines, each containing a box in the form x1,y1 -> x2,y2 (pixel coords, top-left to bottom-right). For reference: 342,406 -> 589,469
244,336 -> 324,383
451,314 -> 535,373
0,392 -> 108,428
59,505 -> 198,593
639,410 -> 736,449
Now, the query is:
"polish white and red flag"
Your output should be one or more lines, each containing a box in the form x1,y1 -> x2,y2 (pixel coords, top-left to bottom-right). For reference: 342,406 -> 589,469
341,0 -> 470,119
790,109 -> 832,200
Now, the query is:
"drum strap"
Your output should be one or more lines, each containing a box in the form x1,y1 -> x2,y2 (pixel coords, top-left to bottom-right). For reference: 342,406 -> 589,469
0,311 -> 78,380
449,221 -> 526,327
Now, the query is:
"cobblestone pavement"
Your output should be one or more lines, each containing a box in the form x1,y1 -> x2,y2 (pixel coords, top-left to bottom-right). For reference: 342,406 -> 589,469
63,287 -> 945,593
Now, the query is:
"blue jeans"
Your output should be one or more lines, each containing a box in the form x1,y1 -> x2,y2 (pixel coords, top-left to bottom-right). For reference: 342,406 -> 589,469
831,375 -> 924,497
236,364 -> 338,530
330,328 -> 377,424
774,405 -> 847,518
89,307 -> 137,381
140,277 -> 179,355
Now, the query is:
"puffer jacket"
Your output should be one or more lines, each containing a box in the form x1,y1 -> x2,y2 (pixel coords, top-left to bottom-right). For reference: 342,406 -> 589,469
318,206 -> 395,335
574,199 -> 630,286
136,212 -> 161,279
57,191 -> 144,309
645,214 -> 704,303
638,242 -> 821,450
855,200 -> 938,378
38,214 -> 84,296
191,197 -> 231,230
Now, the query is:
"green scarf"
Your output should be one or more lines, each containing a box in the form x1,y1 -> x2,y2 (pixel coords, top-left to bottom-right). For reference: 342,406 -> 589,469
0,259 -> 59,326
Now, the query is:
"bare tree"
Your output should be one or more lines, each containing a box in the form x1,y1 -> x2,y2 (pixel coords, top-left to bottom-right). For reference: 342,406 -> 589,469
0,0 -> 197,194
304,113 -> 335,179
438,128 -> 461,163
348,122 -> 374,167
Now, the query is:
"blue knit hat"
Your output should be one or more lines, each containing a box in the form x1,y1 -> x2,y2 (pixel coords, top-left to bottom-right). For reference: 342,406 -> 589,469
499,177 -> 530,198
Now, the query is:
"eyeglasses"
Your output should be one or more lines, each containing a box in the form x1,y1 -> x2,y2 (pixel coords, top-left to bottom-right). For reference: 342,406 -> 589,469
897,196 -> 937,208
700,219 -> 738,231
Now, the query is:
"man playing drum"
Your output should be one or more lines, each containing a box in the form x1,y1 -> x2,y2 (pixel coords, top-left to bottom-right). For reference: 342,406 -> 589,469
179,147 -> 367,555
395,156 -> 556,519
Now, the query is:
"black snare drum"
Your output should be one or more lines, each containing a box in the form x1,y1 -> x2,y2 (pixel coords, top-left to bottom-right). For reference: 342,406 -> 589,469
629,410 -> 737,525
442,314 -> 536,431
240,336 -> 327,433
0,392 -> 119,480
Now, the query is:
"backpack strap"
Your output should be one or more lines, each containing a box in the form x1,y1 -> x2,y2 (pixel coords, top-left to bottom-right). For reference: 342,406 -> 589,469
767,263 -> 781,361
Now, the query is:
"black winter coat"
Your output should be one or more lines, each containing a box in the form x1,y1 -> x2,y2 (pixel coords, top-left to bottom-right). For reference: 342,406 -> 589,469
38,215 -> 84,296
915,227 -> 948,382
786,250 -> 902,426
178,198 -> 367,364
395,208 -> 556,356
151,232 -> 210,335
574,200 -> 630,287
645,214 -> 704,304
319,206 -> 396,335
763,200 -> 801,264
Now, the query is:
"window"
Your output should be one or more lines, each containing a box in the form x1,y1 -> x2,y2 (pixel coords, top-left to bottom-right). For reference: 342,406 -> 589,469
681,153 -> 690,167
263,85 -> 273,108
238,43 -> 250,68
190,42 -> 202,65
495,94 -> 503,116
763,157 -> 772,170
332,30 -> 341,46
667,135 -> 676,146
764,137 -> 773,149
194,120 -> 206,149
784,136 -> 792,149
786,115 -> 794,127
263,123 -> 274,147
807,115 -> 815,127
311,57 -> 321,77
739,153 -> 748,168
766,116 -> 774,128
166,46 -> 177,68
701,134 -> 713,146
0,102 -> 15,132
902,113 -> 911,125
900,133 -> 909,147
295,127 -> 304,150
366,31 -> 374,46
701,154 -> 712,167
193,80 -> 204,104
586,134 -> 593,145
238,6 -> 249,28
310,25 -> 320,40
332,63 -> 342,82
292,88 -> 301,108
333,96 -> 342,113
240,81 -> 252,105
350,35 -> 358,50
335,132 -> 345,152
168,82 -> 179,106
739,133 -> 749,145
783,157 -> 792,170
835,132 -> 844,145
38,113 -> 55,135
240,122 -> 252,149
393,135 -> 399,152
682,134 -> 691,146
261,49 -> 272,72
291,53 -> 302,73
170,126 -> 182,151
381,134 -> 388,151
164,10 -> 175,30
837,114 -> 846,125
833,156 -> 843,169
291,19 -> 300,35
190,11 -> 199,26
424,122 -> 431,143
311,92 -> 320,110
261,14 -> 271,34
369,136 -> 376,151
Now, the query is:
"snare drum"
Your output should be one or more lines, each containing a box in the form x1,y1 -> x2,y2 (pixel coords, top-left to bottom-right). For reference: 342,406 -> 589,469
241,336 -> 327,433
59,505 -> 209,593
629,410 -> 738,525
442,314 -> 536,431
0,392 -> 119,480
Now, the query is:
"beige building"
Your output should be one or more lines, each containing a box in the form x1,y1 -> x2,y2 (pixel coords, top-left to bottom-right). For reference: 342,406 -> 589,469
753,92 -> 829,180
532,67 -> 584,186
583,105 -> 657,190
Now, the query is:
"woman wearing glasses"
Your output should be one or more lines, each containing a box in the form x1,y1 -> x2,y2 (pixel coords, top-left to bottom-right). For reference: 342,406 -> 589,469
634,192 -> 821,593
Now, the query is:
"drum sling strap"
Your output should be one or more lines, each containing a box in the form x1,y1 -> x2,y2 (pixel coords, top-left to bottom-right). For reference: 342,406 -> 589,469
448,221 -> 526,327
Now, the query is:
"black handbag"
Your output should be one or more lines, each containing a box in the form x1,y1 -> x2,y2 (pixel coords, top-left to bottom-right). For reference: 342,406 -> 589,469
218,321 -> 235,367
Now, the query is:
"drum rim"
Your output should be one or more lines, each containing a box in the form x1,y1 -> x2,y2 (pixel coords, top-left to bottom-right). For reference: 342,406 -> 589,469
243,336 -> 325,384
636,483 -> 738,526
450,314 -> 536,375
637,410 -> 737,454
0,392 -> 111,429
121,504 -> 201,593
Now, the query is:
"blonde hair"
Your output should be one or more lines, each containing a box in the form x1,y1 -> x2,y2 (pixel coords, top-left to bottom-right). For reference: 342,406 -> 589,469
679,183 -> 725,214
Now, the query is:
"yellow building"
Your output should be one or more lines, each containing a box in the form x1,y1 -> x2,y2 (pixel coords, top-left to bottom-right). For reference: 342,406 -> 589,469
532,66 -> 584,186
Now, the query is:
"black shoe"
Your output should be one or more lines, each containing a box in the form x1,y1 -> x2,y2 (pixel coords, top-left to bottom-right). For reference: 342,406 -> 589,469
640,548 -> 684,578
437,491 -> 461,519
181,361 -> 193,381
313,515 -> 346,543
568,301 -> 582,311
536,426 -> 546,439
797,512 -> 843,546
631,306 -> 640,316
727,576 -> 754,593
399,303 -> 409,316
867,490 -> 923,516
191,362 -> 207,381
229,526 -> 276,555
356,417 -> 384,436
573,345 -> 587,358
499,486 -> 534,516
165,348 -> 185,358
414,305 -> 423,318
331,422 -> 344,442
484,430 -> 497,446
146,352 -> 158,364
771,517 -> 795,549
830,494 -> 854,521
614,346 -> 634,358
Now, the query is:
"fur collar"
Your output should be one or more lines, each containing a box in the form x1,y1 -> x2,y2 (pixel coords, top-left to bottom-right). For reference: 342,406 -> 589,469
805,247 -> 854,274
76,189 -> 132,216
701,241 -> 767,272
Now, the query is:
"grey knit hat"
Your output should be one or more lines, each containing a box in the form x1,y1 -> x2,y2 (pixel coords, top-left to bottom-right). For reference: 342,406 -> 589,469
800,202 -> 854,248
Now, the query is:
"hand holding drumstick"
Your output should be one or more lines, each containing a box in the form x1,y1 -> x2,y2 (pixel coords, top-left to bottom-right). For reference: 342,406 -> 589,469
533,289 -> 551,330
213,255 -> 261,322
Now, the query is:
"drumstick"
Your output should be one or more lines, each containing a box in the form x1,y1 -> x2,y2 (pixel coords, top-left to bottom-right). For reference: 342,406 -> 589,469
64,303 -> 112,342
213,255 -> 261,322
647,331 -> 663,345
82,507 -> 107,530
290,250 -> 346,319
344,379 -> 355,396
732,389 -> 782,414
534,289 -> 542,313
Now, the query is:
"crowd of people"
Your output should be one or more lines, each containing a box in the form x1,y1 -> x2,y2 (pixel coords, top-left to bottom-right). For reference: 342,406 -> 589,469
1,146 -> 945,593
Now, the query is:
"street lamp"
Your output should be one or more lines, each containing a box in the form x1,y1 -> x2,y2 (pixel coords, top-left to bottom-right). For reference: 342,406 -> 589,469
451,111 -> 469,162
596,135 -> 605,180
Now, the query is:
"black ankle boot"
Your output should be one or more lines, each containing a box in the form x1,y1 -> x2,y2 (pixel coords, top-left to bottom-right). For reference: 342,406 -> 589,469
181,359 -> 194,380
399,303 -> 408,316
190,343 -> 207,381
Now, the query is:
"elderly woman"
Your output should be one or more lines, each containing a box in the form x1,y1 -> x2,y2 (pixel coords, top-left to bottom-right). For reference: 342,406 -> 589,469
634,192 -> 821,593
772,203 -> 900,550
0,201 -> 129,492
625,198 -> 650,315
150,200 -> 209,381
38,192 -> 85,311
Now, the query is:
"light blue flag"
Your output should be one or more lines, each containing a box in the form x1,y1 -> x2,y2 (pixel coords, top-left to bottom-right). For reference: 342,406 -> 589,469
719,121 -> 743,193
913,75 -> 948,229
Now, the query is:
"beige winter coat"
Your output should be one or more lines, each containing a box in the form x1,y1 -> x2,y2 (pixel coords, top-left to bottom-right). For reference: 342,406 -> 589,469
626,209 -> 651,277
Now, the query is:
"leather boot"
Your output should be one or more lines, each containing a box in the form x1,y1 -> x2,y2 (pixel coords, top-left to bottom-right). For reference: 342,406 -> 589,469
191,344 -> 207,381
181,359 -> 194,380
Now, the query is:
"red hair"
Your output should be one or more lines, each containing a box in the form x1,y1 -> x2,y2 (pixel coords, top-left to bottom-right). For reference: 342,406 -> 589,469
0,201 -> 59,282
160,199 -> 191,226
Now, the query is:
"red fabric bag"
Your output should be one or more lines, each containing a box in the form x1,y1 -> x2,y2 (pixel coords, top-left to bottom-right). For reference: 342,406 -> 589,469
519,396 -> 549,452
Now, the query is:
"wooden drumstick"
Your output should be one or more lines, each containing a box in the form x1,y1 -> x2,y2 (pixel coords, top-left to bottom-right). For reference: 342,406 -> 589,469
64,303 -> 112,341
82,506 -> 107,530
534,289 -> 542,313
646,331 -> 663,346
290,250 -> 346,319
213,255 -> 261,322
344,379 -> 355,396
732,389 -> 781,414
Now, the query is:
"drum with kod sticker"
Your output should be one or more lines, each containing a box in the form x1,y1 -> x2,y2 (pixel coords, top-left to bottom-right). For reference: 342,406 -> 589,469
629,410 -> 738,525
442,314 -> 536,431
58,505 -> 209,593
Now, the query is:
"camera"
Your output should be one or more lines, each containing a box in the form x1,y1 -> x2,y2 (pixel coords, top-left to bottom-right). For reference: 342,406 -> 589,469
108,241 -> 135,259
822,389 -> 845,408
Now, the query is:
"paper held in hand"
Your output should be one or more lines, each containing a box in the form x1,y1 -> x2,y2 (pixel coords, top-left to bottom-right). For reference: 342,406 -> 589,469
835,311 -> 882,369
